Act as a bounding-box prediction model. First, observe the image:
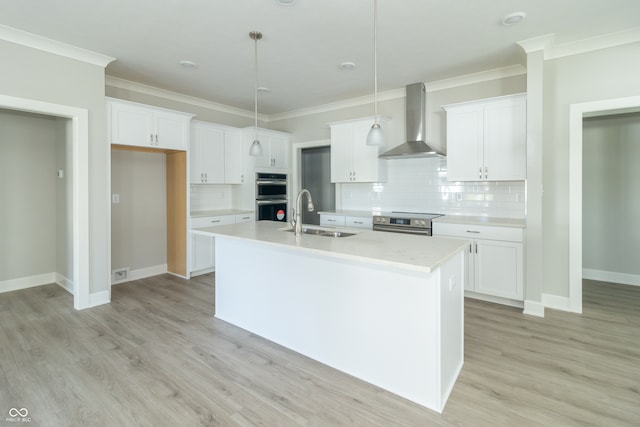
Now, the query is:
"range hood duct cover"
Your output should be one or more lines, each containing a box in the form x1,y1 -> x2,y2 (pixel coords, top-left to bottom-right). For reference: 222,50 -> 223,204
379,82 -> 445,159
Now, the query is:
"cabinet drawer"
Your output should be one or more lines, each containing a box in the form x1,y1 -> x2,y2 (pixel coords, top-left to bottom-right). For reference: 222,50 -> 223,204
345,216 -> 372,229
433,222 -> 523,242
191,215 -> 235,229
320,214 -> 346,228
235,213 -> 255,223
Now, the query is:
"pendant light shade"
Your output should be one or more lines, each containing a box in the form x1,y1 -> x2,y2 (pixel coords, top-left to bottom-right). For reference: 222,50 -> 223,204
249,31 -> 263,157
366,0 -> 384,146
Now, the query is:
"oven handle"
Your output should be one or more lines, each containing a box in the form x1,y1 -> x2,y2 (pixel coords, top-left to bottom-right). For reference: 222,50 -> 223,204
256,180 -> 287,186
256,199 -> 288,206
372,224 -> 431,236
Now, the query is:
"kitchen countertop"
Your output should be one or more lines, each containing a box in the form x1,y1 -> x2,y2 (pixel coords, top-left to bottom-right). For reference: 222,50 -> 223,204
432,215 -> 525,228
190,209 -> 254,218
193,220 -> 469,274
317,210 -> 377,217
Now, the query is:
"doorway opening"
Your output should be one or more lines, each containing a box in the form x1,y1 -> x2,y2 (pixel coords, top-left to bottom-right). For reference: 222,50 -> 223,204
0,94 -> 90,309
300,145 -> 335,225
568,95 -> 640,313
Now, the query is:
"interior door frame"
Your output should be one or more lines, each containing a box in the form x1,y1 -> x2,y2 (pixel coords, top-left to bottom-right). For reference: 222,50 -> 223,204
0,94 -> 90,309
568,95 -> 640,313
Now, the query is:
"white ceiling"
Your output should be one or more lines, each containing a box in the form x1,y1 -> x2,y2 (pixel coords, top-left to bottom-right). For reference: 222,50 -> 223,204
1,0 -> 639,115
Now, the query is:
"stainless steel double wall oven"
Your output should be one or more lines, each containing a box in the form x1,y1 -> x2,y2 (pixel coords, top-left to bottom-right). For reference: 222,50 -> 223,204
255,172 -> 288,222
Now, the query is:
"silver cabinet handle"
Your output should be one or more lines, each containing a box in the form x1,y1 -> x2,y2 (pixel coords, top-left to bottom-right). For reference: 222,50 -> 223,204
484,166 -> 488,180
479,167 -> 482,179
150,133 -> 154,145
354,221 -> 363,224
211,220 -> 221,223
466,230 -> 480,234
155,134 -> 159,145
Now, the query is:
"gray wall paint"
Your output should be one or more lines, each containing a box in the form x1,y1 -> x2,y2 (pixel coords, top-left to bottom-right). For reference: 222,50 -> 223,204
583,113 -> 640,276
0,110 -> 66,280
0,40 -> 109,294
111,150 -> 167,272
543,41 -> 640,297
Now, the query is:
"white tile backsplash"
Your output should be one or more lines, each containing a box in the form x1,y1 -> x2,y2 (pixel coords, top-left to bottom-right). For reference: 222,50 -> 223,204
190,184 -> 233,212
340,157 -> 525,218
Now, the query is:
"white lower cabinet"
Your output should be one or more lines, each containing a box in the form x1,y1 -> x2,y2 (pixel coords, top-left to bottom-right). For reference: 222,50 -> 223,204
189,213 -> 255,276
433,222 -> 524,302
319,213 -> 372,229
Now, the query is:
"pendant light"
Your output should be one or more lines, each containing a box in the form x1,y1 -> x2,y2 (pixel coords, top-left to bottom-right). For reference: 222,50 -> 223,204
249,31 -> 263,156
366,0 -> 384,146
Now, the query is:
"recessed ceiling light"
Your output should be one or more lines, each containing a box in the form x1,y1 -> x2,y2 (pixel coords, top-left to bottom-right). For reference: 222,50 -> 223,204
339,62 -> 357,70
502,12 -> 526,26
275,0 -> 297,5
179,60 -> 198,69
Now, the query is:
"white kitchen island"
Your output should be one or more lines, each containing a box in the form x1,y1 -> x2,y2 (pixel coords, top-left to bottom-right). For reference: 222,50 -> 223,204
193,220 -> 468,413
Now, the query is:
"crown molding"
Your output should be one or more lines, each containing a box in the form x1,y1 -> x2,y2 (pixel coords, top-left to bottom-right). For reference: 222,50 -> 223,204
518,27 -> 640,60
425,65 -> 526,92
106,76 -> 259,121
267,88 -> 405,122
0,24 -> 114,67
517,34 -> 555,54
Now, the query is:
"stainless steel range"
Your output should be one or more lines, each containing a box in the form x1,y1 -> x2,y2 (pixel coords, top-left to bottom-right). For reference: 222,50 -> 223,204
372,212 -> 443,236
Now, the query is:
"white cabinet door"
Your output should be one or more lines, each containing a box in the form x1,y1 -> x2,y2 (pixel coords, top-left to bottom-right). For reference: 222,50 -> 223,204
475,239 -> 523,300
190,123 -> 224,184
224,129 -> 243,184
330,126 -> 353,183
110,102 -> 155,148
320,214 -> 346,227
108,99 -> 192,150
483,96 -> 526,181
156,110 -> 189,150
268,134 -> 290,169
444,94 -> 526,182
330,118 -> 386,183
246,128 -> 291,171
190,233 -> 215,272
446,105 -> 483,182
345,215 -> 373,229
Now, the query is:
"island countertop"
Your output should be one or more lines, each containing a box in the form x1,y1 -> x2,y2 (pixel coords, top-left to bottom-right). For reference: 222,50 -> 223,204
193,220 -> 468,273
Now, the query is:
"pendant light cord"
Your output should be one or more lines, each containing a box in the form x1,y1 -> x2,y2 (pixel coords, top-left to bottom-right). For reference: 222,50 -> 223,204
254,34 -> 259,141
373,0 -> 378,125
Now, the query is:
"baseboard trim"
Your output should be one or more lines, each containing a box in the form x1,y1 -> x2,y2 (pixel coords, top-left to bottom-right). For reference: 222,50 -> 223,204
523,300 -> 545,317
112,264 -> 168,285
582,268 -> 640,287
56,273 -> 74,295
130,264 -> 168,281
87,290 -> 110,308
0,272 -> 56,293
189,267 -> 214,277
464,291 -> 524,309
542,293 -> 571,311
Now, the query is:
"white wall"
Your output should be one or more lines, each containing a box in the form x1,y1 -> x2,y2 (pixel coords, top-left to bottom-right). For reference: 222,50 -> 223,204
583,113 -> 640,279
111,150 -> 167,273
543,41 -> 640,297
0,39 -> 109,295
0,110 -> 66,281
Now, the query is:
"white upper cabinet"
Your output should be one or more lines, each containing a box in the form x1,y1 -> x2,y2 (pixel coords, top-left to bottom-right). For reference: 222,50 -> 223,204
190,121 -> 243,184
443,93 -> 526,181
243,128 -> 291,171
107,98 -> 193,151
330,117 -> 387,183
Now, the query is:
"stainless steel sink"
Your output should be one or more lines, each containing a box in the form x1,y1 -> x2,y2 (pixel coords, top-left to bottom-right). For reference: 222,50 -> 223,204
283,227 -> 355,238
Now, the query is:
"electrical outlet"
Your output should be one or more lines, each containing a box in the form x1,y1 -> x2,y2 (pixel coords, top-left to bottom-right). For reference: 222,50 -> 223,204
112,268 -> 129,284
112,194 -> 120,204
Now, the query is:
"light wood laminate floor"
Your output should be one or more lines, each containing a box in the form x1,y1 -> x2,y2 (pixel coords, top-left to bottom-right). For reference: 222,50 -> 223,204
1,275 -> 638,426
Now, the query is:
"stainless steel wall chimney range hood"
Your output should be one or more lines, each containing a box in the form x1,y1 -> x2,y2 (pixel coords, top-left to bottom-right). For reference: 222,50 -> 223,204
379,82 -> 445,159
